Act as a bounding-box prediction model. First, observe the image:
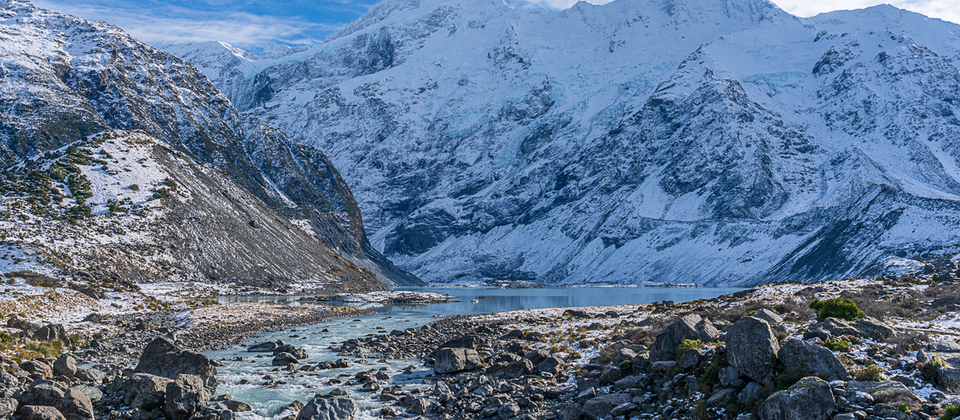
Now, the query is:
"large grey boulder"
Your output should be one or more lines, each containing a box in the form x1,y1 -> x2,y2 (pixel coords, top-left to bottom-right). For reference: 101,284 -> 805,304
758,377 -> 836,420
295,397 -> 356,420
0,398 -> 17,418
434,348 -> 481,374
852,317 -> 895,340
125,373 -> 173,410
650,314 -> 702,362
752,308 -> 783,325
17,381 -> 94,420
135,337 -> 218,395
719,366 -> 744,388
696,318 -> 720,342
165,374 -> 211,420
726,317 -> 780,385
19,406 -> 65,420
53,356 -> 77,378
272,352 -> 299,366
582,394 -> 631,419
777,340 -> 850,381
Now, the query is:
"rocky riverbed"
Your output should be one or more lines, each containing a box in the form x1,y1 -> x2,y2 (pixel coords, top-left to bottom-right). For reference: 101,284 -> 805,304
1,275 -> 960,420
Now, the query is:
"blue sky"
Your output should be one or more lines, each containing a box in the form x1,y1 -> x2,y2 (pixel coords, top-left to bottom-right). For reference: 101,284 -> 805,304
29,0 -> 960,51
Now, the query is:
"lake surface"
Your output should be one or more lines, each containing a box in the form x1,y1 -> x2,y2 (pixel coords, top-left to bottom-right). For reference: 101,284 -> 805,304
208,286 -> 742,419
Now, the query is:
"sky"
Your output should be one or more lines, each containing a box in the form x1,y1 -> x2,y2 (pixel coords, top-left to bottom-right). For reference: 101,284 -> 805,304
28,0 -> 960,51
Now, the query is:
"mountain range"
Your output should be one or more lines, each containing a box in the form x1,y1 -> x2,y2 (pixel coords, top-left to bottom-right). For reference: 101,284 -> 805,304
165,0 -> 960,285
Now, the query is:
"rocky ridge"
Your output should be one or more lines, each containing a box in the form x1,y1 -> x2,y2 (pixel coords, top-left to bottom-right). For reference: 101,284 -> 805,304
0,0 -> 421,287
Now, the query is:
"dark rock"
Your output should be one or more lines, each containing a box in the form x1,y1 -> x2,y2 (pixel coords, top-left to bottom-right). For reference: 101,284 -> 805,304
738,382 -> 765,406
406,398 -> 434,415
247,341 -> 279,353
497,402 -> 520,419
69,385 -> 102,403
434,348 -> 481,374
845,381 -> 921,409
33,324 -> 72,346
524,349 -> 550,366
18,381 -> 94,420
609,402 -> 637,417
503,359 -> 535,379
19,406 -> 65,420
537,356 -> 563,375
726,316 -> 780,385
678,348 -> 704,371
650,314 -> 702,362
273,353 -> 299,366
6,317 -> 40,336
758,377 -> 835,420
777,339 -> 850,381
852,317 -> 894,340
631,353 -> 650,373
126,373 -> 173,410
20,360 -> 52,379
582,394 -> 631,419
753,308 -> 783,325
135,337 -> 218,395
74,368 -> 103,384
598,366 -> 621,386
295,397 -> 356,420
707,388 -> 737,407
719,366 -> 744,388
612,374 -> 646,391
437,335 -> 485,350
165,375 -> 210,420
556,403 -> 582,420
53,356 -> 77,378
696,318 -> 720,342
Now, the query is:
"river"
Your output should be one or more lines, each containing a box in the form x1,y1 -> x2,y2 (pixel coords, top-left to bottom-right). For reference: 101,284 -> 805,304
206,286 -> 742,419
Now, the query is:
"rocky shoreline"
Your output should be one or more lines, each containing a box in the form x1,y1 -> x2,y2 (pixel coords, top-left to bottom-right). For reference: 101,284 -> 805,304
0,275 -> 959,420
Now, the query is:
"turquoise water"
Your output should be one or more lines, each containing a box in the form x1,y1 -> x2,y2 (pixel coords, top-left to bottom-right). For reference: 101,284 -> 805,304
207,286 -> 742,419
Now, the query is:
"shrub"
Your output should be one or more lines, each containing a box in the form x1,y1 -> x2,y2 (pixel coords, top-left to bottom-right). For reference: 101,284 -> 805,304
809,298 -> 865,322
676,339 -> 704,360
853,364 -> 885,381
897,403 -> 910,413
823,338 -> 851,352
943,404 -> 960,420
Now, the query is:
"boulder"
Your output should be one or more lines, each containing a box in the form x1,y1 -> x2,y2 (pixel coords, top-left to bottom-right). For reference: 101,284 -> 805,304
503,359 -> 535,379
926,353 -> 960,393
803,318 -> 859,341
135,337 -> 218,395
19,406 -> 65,420
556,403 -> 582,420
632,353 -> 650,373
752,308 -> 783,326
719,366 -> 744,388
165,374 -> 210,420
678,348 -> 704,371
33,324 -> 72,346
434,348 -> 481,374
68,386 -> 102,404
758,377 -> 836,420
777,340 -> 851,381
18,381 -> 94,420
726,317 -> 780,385
0,369 -> 18,388
852,317 -> 894,340
524,349 -> 550,366
598,366 -> 622,386
582,394 -> 631,419
738,382 -> 764,405
537,356 -> 563,375
20,360 -> 52,379
6,317 -> 40,336
247,341 -> 279,352
0,398 -> 17,418
74,368 -> 103,384
296,397 -> 356,420
272,353 -> 299,366
650,314 -> 702,362
497,402 -> 520,419
696,318 -> 720,342
53,356 -> 77,378
126,373 -> 172,410
707,389 -> 737,407
437,335 -> 485,350
845,381 -> 921,409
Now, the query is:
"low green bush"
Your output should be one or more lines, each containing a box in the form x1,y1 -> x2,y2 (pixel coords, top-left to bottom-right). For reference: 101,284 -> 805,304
809,298 -> 866,322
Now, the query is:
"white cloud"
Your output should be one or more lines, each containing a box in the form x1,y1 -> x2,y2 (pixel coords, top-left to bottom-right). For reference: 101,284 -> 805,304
768,0 -> 959,24
29,0 -> 342,48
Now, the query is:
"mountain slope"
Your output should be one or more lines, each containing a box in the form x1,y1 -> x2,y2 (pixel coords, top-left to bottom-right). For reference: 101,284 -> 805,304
0,0 -> 422,286
171,0 -> 960,285
0,131 -> 384,293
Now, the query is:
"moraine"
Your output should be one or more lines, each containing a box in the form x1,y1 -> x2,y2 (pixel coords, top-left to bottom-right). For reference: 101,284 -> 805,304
203,287 -> 740,419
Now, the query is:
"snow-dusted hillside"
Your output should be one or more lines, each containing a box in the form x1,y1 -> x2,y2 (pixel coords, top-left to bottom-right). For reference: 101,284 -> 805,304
0,130 -> 385,293
0,0 -> 422,286
167,0 -> 960,286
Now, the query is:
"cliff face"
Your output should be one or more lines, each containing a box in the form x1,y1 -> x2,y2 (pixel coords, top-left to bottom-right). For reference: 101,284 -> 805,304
0,0 -> 422,286
169,0 -> 960,285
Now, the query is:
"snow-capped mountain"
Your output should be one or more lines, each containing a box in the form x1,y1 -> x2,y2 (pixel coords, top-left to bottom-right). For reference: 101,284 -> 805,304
0,0 -> 422,287
164,0 -> 960,285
